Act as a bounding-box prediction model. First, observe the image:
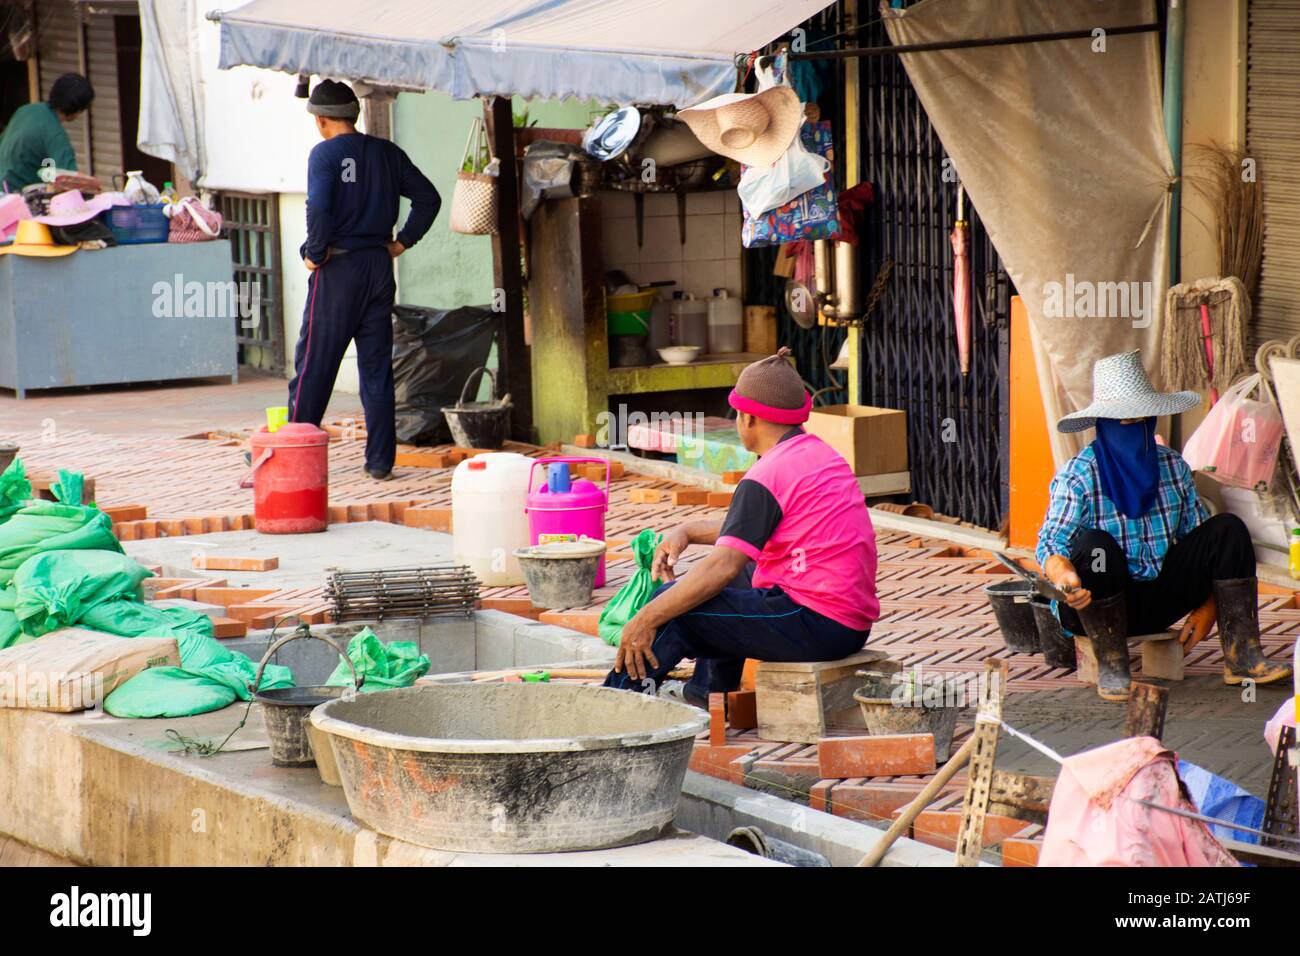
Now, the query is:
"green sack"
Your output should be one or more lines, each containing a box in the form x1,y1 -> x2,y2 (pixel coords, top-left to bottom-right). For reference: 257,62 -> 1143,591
325,627 -> 430,691
104,667 -> 239,719
86,600 -> 293,718
0,608 -> 21,650
0,459 -> 31,524
12,550 -> 152,637
597,528 -> 662,646
0,500 -> 121,586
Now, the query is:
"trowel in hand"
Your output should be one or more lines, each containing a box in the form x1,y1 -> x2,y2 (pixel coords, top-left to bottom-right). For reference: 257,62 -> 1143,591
993,552 -> 1075,604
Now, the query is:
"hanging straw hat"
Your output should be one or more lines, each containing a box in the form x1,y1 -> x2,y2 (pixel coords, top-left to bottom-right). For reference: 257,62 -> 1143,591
677,86 -> 802,167
0,220 -> 77,257
1056,350 -> 1200,433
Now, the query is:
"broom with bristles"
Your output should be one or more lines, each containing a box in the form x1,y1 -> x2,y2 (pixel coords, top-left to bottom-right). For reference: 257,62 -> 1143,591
1162,144 -> 1264,396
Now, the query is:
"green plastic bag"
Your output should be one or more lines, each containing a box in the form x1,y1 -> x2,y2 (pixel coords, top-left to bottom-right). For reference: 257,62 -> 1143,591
597,528 -> 662,646
0,459 -> 31,524
0,500 -> 121,586
12,550 -> 152,637
89,601 -> 292,718
325,627 -> 430,691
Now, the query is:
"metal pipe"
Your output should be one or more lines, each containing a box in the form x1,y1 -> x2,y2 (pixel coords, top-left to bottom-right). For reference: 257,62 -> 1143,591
784,22 -> 1160,61
1163,0 -> 1185,286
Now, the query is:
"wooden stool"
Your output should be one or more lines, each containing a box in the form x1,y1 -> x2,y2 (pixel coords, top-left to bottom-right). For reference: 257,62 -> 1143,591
1074,632 -> 1183,685
755,650 -> 898,744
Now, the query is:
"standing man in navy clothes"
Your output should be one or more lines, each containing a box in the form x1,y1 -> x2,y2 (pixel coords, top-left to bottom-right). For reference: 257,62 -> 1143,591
288,80 -> 441,480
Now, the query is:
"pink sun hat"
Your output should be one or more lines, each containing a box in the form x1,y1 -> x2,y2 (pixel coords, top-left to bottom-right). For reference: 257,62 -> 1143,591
34,189 -> 128,227
0,192 -> 31,242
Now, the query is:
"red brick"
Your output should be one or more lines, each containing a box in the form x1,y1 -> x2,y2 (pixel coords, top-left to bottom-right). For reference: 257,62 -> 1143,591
115,522 -> 138,541
722,471 -> 747,484
328,506 -> 349,524
709,693 -> 727,746
367,502 -> 393,523
707,491 -> 734,509
404,507 -> 452,532
671,489 -> 709,506
688,743 -> 754,786
908,810 -> 1034,853
726,690 -> 757,730
395,450 -> 453,468
159,519 -> 186,537
816,780 -> 941,825
537,608 -> 601,637
142,578 -> 195,600
574,434 -> 597,448
210,617 -> 248,639
817,734 -> 936,779
102,504 -> 147,523
1002,836 -> 1043,867
478,597 -> 542,620
193,586 -> 278,607
629,488 -> 664,504
192,555 -> 279,572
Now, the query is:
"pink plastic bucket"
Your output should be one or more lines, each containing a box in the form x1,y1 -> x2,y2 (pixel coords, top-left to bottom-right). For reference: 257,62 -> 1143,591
526,456 -> 610,588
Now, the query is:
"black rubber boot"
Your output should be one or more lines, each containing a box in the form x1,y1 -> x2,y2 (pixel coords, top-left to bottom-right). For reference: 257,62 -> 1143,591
1213,578 -> 1293,686
1077,592 -> 1131,702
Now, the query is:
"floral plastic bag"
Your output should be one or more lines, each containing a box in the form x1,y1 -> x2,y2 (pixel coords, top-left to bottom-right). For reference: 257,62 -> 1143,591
1181,373 -> 1283,491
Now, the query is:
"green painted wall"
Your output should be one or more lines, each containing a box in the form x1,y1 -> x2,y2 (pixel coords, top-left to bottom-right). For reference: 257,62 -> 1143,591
393,93 -> 601,308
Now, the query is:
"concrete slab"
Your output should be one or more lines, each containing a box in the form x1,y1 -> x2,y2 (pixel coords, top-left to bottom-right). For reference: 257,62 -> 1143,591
0,706 -> 777,867
124,522 -> 455,590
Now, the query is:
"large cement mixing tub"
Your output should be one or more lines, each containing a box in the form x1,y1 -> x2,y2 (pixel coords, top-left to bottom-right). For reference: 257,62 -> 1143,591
311,683 -> 709,853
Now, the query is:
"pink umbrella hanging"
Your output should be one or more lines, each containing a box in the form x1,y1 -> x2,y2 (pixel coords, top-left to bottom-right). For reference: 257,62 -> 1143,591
951,185 -> 971,376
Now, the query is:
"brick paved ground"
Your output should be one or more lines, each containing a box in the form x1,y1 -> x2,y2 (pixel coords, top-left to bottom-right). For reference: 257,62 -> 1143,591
3,382 -> 1296,849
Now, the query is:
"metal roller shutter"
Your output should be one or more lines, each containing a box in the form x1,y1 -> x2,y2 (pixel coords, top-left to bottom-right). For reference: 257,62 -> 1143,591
34,0 -> 87,171
1248,0 -> 1300,348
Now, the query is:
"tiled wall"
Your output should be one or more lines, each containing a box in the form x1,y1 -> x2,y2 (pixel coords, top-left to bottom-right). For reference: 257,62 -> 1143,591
597,190 -> 743,301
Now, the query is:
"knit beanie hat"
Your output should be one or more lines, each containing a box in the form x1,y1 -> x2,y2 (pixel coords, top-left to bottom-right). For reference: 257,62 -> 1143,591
307,80 -> 360,121
728,347 -> 812,424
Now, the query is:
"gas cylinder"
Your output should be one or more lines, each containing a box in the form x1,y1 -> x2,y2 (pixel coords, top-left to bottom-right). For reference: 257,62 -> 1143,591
248,423 -> 329,534
451,452 -> 534,585
526,456 -> 610,587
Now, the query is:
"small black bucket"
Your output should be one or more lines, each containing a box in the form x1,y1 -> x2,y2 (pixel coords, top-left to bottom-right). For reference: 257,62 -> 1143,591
1030,595 -> 1077,671
983,579 -> 1039,653
442,366 -> 512,450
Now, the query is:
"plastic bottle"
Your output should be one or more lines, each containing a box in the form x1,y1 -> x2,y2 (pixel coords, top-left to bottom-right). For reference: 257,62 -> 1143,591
707,288 -> 745,354
670,292 -> 709,351
1289,528 -> 1300,580
160,181 -> 179,204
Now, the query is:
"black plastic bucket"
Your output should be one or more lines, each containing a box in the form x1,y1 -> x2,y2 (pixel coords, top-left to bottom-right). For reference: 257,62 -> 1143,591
1030,595 -> 1077,671
983,579 -> 1039,653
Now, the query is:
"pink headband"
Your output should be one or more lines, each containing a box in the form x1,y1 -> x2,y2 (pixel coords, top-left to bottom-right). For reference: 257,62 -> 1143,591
728,389 -> 813,425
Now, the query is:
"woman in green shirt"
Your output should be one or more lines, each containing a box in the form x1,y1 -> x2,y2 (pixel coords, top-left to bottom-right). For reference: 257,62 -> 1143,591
0,74 -> 94,193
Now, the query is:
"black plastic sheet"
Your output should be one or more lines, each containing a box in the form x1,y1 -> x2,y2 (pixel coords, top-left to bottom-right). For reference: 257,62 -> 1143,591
392,304 -> 498,445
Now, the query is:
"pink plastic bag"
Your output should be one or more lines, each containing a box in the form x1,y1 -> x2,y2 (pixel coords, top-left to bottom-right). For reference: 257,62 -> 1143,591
1181,373 -> 1283,491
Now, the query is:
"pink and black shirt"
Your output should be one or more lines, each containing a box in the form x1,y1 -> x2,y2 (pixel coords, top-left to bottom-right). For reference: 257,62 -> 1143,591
716,429 -> 880,631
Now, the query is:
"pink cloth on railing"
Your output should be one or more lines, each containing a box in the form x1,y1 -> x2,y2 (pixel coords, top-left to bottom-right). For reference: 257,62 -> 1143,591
1039,737 -> 1238,867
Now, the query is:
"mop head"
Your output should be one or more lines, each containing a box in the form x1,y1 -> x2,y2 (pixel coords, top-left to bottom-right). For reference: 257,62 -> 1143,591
1162,276 -> 1250,393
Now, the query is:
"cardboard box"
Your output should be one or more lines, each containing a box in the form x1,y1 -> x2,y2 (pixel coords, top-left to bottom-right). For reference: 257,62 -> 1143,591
0,628 -> 180,712
805,405 -> 908,476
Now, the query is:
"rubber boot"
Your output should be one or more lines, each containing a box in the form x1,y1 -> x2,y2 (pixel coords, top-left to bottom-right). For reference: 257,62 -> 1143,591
1213,578 -> 1293,686
1077,592 -> 1131,702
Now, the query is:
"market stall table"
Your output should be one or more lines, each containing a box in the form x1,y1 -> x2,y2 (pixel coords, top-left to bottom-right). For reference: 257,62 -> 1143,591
0,240 -> 238,398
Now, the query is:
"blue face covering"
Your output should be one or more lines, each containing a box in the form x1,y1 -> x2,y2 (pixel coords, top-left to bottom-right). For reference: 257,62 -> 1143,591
1093,417 -> 1159,518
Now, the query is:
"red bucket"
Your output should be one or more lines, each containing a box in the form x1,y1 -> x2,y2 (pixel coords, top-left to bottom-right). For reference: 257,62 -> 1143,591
249,423 -> 329,534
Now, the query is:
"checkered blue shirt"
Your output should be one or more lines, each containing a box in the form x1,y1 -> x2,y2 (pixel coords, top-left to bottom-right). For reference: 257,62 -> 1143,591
1036,443 -> 1208,581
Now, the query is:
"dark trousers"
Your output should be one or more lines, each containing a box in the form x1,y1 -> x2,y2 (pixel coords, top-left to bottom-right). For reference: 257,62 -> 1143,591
1059,512 -> 1255,636
287,246 -> 397,473
603,565 -> 869,702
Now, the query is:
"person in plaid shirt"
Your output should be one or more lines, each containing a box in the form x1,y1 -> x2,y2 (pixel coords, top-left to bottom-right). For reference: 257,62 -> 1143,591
1037,351 -> 1291,701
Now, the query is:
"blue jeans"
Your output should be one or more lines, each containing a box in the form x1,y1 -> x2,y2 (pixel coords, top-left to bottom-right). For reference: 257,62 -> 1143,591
602,569 -> 869,704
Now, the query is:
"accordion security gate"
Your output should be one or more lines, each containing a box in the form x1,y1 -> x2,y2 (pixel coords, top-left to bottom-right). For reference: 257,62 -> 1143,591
853,17 -> 1011,531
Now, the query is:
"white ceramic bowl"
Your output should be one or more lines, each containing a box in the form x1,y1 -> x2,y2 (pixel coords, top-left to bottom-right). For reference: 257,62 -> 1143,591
657,346 -> 702,366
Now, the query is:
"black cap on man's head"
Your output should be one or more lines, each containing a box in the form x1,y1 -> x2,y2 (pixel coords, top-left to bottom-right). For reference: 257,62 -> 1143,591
307,80 -> 360,121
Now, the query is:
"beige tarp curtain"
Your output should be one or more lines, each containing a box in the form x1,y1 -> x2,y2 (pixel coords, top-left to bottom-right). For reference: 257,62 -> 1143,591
882,0 -> 1175,465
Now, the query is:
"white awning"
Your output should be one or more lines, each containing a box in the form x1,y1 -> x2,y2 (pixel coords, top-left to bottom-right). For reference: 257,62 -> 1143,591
213,0 -> 836,107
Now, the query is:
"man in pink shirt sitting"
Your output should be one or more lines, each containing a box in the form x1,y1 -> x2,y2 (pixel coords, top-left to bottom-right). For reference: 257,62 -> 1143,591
605,349 -> 880,707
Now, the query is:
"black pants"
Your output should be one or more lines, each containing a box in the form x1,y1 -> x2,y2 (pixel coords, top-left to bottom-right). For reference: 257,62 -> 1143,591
1059,512 -> 1254,636
603,562 -> 869,703
286,246 -> 397,473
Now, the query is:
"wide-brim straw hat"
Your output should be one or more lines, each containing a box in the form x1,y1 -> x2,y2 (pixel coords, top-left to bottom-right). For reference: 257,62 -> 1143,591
1056,349 -> 1200,433
678,86 -> 802,168
0,219 -> 77,257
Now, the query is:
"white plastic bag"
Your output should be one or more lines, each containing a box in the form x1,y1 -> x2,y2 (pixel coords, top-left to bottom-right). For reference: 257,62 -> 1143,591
122,170 -> 161,206
737,138 -> 829,218
1181,373 -> 1283,491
